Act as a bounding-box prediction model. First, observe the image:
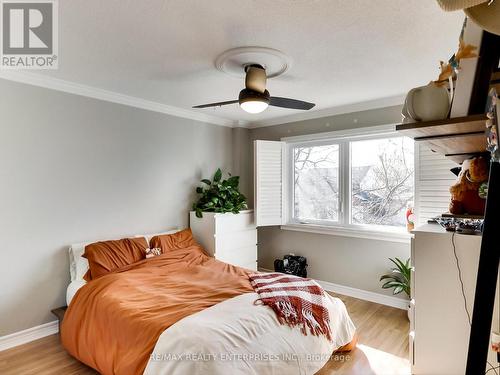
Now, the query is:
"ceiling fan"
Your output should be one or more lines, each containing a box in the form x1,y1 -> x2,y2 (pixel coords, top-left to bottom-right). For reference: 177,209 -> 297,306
193,64 -> 315,114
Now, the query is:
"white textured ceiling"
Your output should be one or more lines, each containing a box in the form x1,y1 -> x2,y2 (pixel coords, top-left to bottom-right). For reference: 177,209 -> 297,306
39,0 -> 464,125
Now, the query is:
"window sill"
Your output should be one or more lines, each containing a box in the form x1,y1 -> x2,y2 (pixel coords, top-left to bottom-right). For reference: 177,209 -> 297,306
280,223 -> 413,243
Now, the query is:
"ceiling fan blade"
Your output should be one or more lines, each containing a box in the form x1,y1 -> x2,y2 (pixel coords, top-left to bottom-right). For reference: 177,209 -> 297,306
269,97 -> 315,110
193,100 -> 238,109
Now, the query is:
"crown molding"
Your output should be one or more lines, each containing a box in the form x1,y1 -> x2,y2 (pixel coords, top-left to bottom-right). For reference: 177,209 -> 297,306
233,120 -> 252,128
246,94 -> 406,129
0,71 -> 406,129
0,71 -> 236,127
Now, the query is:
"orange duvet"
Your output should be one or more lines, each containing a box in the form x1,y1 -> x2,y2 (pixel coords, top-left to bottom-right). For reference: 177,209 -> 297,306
61,245 -> 253,375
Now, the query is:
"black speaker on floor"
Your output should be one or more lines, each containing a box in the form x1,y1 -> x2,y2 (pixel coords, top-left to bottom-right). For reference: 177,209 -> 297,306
274,255 -> 308,278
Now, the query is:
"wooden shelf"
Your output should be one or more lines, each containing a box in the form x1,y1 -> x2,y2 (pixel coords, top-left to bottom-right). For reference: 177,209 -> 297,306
396,114 -> 488,164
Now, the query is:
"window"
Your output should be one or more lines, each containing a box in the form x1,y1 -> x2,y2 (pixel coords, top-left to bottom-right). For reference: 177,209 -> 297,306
254,125 -> 418,241
287,129 -> 414,232
350,137 -> 414,227
293,144 -> 340,222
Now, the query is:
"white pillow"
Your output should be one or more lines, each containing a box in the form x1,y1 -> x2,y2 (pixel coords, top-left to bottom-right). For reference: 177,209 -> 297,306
68,242 -> 91,282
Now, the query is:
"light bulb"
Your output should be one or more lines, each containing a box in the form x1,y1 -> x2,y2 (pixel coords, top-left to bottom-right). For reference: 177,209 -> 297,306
240,100 -> 269,114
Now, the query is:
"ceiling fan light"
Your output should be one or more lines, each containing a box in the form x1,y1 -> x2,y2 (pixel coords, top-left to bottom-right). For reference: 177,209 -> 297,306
238,88 -> 270,114
240,100 -> 269,114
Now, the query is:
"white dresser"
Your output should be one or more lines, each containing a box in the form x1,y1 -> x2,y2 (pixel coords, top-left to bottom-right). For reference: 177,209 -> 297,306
411,224 -> 499,374
189,210 -> 258,271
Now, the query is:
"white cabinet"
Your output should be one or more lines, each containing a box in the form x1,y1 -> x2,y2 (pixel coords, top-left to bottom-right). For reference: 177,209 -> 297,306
189,210 -> 258,271
411,224 -> 499,374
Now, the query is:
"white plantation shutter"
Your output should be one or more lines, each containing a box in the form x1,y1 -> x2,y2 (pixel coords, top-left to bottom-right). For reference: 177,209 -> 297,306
415,144 -> 458,225
254,140 -> 285,226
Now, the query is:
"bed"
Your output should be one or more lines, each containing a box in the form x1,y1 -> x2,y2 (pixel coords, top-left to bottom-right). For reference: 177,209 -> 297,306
62,230 -> 356,375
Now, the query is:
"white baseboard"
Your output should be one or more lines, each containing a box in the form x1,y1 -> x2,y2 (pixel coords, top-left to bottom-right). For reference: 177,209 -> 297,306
0,320 -> 58,352
258,267 -> 408,310
314,279 -> 408,310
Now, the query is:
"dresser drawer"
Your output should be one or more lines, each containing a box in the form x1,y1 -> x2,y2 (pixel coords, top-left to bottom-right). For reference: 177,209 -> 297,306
217,245 -> 257,266
215,229 -> 257,252
215,212 -> 255,233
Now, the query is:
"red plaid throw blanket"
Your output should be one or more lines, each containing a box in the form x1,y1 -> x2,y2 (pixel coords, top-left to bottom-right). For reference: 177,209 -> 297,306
249,272 -> 332,341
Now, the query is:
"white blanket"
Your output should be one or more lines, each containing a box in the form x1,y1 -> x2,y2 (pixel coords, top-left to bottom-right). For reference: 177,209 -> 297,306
144,292 -> 355,375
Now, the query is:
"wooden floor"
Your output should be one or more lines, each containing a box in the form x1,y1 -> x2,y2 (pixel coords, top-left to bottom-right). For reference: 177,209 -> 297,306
318,293 -> 410,375
0,294 -> 409,375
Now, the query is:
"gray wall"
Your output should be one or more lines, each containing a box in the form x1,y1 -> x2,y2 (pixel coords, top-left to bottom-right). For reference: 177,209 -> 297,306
0,79 -> 234,335
231,127 -> 252,200
250,105 -> 411,297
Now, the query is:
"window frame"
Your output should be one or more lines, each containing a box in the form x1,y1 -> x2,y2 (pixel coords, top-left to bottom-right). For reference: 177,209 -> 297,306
282,124 -> 414,243
289,139 -> 343,225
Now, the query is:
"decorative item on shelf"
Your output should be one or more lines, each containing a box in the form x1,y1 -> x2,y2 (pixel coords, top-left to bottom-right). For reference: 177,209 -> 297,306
401,17 -> 478,123
192,168 -> 247,218
436,217 -> 458,231
433,34 -> 478,87
486,88 -> 499,162
449,156 -> 489,215
402,82 -> 451,122
406,202 -> 415,232
435,216 -> 484,233
456,220 -> 484,234
436,0 -> 500,36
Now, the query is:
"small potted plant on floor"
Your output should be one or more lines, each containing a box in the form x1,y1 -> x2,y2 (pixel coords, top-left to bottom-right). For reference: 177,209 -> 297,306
380,258 -> 411,319
192,168 -> 247,218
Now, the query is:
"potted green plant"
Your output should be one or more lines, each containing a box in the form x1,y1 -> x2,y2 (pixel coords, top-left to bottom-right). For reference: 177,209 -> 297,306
192,168 -> 247,218
380,257 -> 411,319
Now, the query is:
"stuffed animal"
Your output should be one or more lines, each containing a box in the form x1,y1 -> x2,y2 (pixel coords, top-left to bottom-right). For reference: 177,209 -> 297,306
449,156 -> 488,215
